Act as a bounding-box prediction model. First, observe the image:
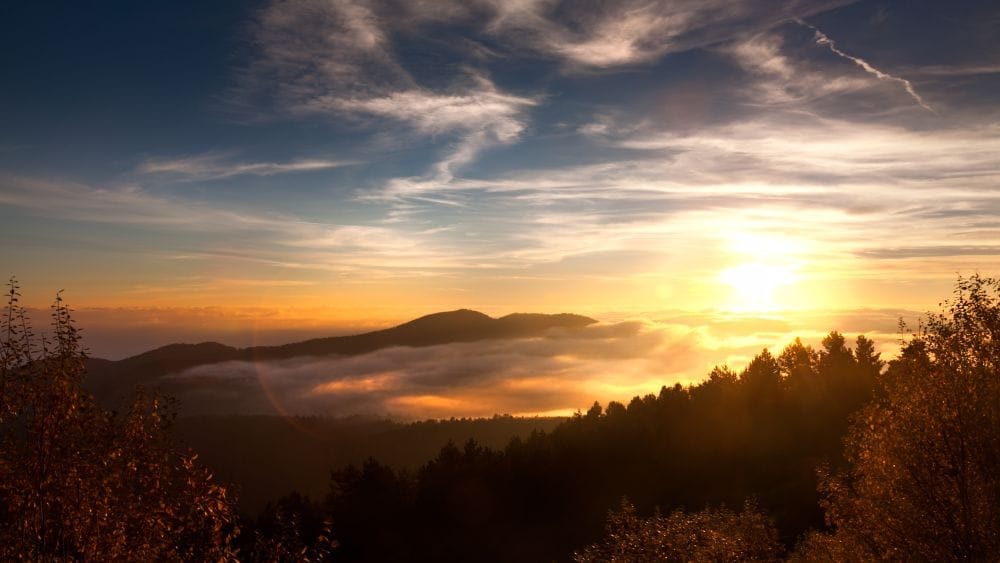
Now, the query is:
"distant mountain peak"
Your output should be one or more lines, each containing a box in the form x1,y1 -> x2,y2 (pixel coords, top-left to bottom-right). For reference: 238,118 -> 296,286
399,309 -> 495,327
498,312 -> 597,323
85,309 -> 599,404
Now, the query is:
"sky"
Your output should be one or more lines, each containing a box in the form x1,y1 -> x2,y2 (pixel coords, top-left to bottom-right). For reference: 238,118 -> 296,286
2,0 -> 999,385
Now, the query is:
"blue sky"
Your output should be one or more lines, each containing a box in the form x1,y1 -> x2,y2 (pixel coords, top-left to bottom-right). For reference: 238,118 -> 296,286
2,0 -> 999,362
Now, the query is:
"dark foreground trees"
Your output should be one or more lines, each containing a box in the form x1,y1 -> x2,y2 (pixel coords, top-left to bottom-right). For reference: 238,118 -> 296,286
0,279 -> 239,559
800,274 -> 1000,560
573,500 -> 783,562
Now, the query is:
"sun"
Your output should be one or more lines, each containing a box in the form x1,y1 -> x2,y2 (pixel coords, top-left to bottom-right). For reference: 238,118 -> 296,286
716,229 -> 809,313
718,262 -> 798,313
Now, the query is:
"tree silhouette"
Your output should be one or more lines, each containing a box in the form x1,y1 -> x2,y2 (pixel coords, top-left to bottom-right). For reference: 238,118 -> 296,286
779,337 -> 818,389
0,278 -> 239,560
741,348 -> 783,398
244,492 -> 335,562
800,275 -> 1000,559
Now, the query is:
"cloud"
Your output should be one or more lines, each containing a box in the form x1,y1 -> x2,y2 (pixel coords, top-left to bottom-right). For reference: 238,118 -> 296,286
155,307 -> 910,419
328,79 -> 538,181
726,33 -> 796,80
612,117 -> 1000,185
381,112 -> 1000,219
322,83 -> 536,138
0,175 -> 487,280
481,0 -> 856,69
855,246 -> 1000,260
159,321 -> 724,418
350,111 -> 1000,289
798,19 -> 934,112
0,176 -> 458,263
229,0 -> 852,182
8,2 -> 999,317
722,32 -> 874,107
233,1 -> 540,183
0,175 -> 304,231
547,4 -> 698,67
233,0 -> 411,111
137,152 -> 351,181
7,97 -> 999,302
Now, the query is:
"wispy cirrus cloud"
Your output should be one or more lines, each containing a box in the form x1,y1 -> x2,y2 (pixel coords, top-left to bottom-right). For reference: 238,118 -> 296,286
7,96 -> 999,298
482,0 -> 857,69
232,0 -> 411,110
232,0 -> 539,181
328,79 -> 538,181
137,151 -> 351,181
0,175 -> 482,278
0,176 -> 420,278
0,175 -> 294,230
373,113 -> 1000,285
722,32 -> 874,107
229,0 -> 857,183
540,3 -> 702,68
329,85 -> 536,140
609,117 -> 1000,185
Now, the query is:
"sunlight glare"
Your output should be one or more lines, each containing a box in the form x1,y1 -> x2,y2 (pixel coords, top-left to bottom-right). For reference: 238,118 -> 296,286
719,262 -> 798,313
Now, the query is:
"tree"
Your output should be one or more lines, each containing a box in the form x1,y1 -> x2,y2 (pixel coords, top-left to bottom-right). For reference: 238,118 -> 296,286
574,499 -> 783,562
817,331 -> 854,377
246,492 -> 335,562
708,365 -> 739,386
740,348 -> 784,410
778,338 -> 818,388
853,334 -> 883,382
0,278 -> 239,560
801,275 -> 1000,560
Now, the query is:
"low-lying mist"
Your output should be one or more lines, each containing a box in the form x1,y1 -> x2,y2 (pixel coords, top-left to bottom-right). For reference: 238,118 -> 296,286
164,309 -> 909,419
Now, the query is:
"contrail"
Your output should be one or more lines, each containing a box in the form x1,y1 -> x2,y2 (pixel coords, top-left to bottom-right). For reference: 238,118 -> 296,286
797,19 -> 935,113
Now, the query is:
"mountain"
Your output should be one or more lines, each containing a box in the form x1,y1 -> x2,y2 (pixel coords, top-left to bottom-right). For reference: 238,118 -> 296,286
242,310 -> 595,359
84,309 -> 597,406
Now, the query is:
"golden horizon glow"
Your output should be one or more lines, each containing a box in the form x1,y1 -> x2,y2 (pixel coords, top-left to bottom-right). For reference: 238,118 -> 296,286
311,373 -> 402,394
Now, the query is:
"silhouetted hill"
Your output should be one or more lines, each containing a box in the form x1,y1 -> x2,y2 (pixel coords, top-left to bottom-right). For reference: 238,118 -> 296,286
84,309 -> 596,404
84,342 -> 242,399
244,309 -> 594,359
118,341 -> 243,374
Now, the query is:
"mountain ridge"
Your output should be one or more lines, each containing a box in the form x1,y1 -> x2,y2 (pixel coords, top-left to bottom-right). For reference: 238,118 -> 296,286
83,309 -> 597,402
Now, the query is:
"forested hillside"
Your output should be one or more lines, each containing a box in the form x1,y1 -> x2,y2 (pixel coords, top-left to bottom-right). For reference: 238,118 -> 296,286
175,415 -> 564,513
242,330 -> 881,560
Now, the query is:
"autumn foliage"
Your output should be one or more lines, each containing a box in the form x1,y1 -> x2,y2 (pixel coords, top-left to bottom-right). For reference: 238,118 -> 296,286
799,274 -> 1000,559
0,278 -> 239,560
573,499 -> 783,562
